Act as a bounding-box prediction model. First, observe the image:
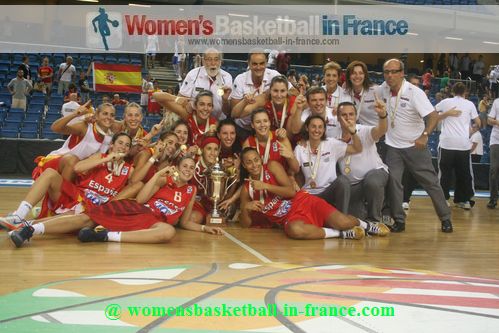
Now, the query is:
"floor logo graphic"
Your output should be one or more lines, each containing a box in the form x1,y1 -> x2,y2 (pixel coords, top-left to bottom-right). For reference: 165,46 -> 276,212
86,7 -> 122,51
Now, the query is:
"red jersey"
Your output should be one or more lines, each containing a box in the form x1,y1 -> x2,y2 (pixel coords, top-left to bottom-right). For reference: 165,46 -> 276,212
264,95 -> 296,130
247,131 -> 286,166
187,114 -> 217,146
148,90 -> 161,114
244,166 -> 292,225
38,66 -> 53,83
147,178 -> 195,225
77,155 -> 132,208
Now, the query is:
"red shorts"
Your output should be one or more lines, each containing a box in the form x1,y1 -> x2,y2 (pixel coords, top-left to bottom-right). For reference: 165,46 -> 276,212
32,156 -> 62,180
39,178 -> 83,218
192,196 -> 213,222
86,199 -> 165,231
285,191 -> 336,228
250,211 -> 275,228
192,201 -> 208,219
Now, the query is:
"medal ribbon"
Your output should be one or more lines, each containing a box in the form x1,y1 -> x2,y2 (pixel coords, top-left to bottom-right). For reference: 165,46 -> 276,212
388,80 -> 405,128
256,132 -> 273,164
307,141 -> 322,187
271,100 -> 287,129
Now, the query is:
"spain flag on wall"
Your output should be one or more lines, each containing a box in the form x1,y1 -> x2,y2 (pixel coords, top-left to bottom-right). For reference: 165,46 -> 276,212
93,63 -> 142,93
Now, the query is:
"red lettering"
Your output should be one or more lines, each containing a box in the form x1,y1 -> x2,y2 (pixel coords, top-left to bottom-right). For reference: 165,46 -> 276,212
125,15 -> 213,36
125,15 -> 146,35
176,20 -> 187,35
157,19 -> 175,35
202,20 -> 214,35
145,20 -> 156,35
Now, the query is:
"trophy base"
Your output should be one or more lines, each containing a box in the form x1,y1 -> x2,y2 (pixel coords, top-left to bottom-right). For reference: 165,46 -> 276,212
206,213 -> 227,227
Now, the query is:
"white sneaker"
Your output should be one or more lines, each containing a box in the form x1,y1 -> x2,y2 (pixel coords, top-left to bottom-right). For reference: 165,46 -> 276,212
456,202 -> 472,210
0,214 -> 24,231
402,202 -> 410,210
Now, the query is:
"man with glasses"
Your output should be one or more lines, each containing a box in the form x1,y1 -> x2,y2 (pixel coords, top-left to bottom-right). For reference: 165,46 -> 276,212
178,48 -> 233,120
230,51 -> 292,141
377,58 -> 452,233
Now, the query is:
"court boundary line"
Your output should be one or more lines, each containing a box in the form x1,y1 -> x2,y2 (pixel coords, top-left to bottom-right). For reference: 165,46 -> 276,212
223,230 -> 273,263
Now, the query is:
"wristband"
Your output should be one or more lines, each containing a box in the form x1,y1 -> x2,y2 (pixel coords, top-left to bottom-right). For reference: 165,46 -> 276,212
175,96 -> 180,104
379,113 -> 388,119
201,225 -> 206,232
148,157 -> 156,164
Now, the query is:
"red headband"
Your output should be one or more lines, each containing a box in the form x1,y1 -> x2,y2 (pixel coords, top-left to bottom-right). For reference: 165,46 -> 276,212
200,136 -> 220,149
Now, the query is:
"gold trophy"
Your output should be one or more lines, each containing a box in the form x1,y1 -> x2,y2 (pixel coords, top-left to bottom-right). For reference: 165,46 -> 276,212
205,158 -> 238,226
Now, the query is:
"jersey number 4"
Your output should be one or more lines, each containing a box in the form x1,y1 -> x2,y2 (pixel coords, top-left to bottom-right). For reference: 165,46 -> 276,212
105,173 -> 113,184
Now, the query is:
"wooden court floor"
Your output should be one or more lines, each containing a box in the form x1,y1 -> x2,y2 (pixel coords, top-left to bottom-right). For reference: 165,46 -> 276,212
1,186 -> 498,295
1,187 -> 499,332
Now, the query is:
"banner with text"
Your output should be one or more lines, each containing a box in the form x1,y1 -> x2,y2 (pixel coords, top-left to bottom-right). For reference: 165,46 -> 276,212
0,5 -> 498,53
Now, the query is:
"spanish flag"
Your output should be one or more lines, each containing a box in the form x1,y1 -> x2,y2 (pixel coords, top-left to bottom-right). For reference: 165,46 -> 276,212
93,63 -> 142,93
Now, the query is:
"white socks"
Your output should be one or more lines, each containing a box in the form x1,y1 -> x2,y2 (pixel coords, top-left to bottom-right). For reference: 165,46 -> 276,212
107,231 -> 121,242
32,223 -> 45,235
323,228 -> 340,238
14,201 -> 32,220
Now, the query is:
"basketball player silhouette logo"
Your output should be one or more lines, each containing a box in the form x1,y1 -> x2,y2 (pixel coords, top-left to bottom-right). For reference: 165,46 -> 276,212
92,7 -> 119,51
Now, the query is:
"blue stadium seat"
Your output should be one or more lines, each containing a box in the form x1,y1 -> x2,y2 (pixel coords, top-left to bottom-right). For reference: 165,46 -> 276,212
93,55 -> 105,63
118,55 -> 130,64
45,114 -> 61,123
41,125 -> 62,139
28,101 -> 45,112
0,128 -> 19,138
131,58 -> 142,65
25,115 -> 41,124
0,92 -> 12,104
5,113 -> 24,122
106,55 -> 118,63
50,96 -> 64,104
2,119 -> 21,130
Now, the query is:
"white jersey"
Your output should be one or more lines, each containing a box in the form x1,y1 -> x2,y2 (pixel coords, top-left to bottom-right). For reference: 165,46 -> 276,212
179,66 -> 233,120
322,85 -> 352,110
470,131 -> 483,155
436,96 -> 479,151
61,101 -> 84,125
49,124 -> 112,160
376,80 -> 434,149
337,125 -> 388,184
346,85 -> 379,126
489,99 -> 499,146
300,107 -> 341,138
294,138 -> 347,195
230,68 -> 284,129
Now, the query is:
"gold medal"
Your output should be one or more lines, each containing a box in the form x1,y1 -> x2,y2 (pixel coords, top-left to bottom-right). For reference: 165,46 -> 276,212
310,180 -> 317,188
344,166 -> 351,174
217,87 -> 225,96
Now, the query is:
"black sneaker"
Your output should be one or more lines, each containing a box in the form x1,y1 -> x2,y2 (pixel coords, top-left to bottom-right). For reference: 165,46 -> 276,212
10,222 -> 34,248
78,227 -> 109,242
441,219 -> 453,233
389,221 -> 405,233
